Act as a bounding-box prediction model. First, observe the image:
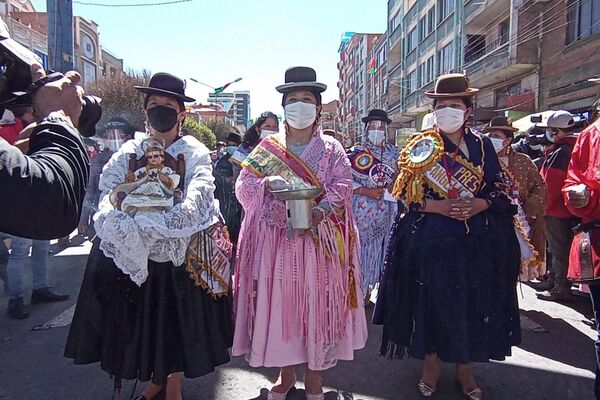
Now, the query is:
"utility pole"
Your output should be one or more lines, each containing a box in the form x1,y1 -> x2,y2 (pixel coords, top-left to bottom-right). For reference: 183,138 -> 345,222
47,0 -> 74,73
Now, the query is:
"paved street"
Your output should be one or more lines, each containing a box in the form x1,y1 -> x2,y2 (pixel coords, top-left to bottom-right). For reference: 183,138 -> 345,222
0,239 -> 597,400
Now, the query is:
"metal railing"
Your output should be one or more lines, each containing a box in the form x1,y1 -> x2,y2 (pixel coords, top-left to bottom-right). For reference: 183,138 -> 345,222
464,33 -> 509,64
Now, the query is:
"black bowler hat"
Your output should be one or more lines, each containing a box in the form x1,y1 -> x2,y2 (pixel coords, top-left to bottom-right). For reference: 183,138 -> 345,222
425,73 -> 479,99
362,109 -> 391,124
227,131 -> 242,145
276,66 -> 327,94
135,72 -> 195,103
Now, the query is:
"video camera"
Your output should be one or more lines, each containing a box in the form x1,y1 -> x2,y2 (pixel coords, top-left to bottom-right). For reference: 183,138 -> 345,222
0,20 -> 101,137
525,124 -> 552,146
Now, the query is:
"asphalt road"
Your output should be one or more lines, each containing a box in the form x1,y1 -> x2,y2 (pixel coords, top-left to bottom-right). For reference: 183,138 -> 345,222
0,239 -> 597,400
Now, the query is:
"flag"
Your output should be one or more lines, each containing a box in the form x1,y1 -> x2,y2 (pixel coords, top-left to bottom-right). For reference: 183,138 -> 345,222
214,78 -> 242,94
368,57 -> 377,76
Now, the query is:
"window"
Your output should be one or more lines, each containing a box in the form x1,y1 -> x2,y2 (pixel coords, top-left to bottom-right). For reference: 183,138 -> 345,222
499,19 -> 509,43
495,82 -> 522,108
418,63 -> 426,87
438,42 -> 454,74
419,18 -> 427,41
566,0 -> 600,44
427,8 -> 435,32
419,8 -> 436,41
377,46 -> 386,67
406,27 -> 418,53
425,55 -> 435,84
407,70 -> 418,94
438,0 -> 455,23
391,11 -> 402,32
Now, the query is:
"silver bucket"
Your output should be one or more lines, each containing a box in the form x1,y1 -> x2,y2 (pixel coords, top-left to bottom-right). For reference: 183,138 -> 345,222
270,187 -> 324,230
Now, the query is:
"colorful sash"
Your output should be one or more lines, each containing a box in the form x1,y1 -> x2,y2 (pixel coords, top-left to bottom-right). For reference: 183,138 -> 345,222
242,134 -> 358,308
424,154 -> 483,199
242,135 -> 323,195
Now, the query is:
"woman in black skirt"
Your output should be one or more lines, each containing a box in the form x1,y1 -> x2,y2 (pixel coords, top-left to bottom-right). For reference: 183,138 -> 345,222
373,74 -> 520,400
65,73 -> 233,400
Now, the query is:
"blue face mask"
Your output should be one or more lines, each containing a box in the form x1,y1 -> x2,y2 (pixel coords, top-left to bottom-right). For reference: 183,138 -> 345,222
226,146 -> 237,155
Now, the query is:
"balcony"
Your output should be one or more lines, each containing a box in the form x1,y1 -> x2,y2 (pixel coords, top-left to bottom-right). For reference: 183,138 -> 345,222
465,37 -> 538,88
465,0 -> 506,25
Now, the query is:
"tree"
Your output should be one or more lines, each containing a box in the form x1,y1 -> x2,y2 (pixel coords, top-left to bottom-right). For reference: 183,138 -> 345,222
88,70 -> 151,133
204,118 -> 240,143
183,119 -> 216,148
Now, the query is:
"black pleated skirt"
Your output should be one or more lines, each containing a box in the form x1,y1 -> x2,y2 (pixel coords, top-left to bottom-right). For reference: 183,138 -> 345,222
373,211 -> 521,363
64,239 -> 233,385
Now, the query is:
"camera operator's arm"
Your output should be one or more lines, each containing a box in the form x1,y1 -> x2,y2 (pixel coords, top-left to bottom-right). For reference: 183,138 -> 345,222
0,68 -> 90,240
0,115 -> 89,239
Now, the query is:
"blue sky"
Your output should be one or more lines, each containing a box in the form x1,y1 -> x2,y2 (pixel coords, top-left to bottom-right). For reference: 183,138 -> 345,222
30,0 -> 386,120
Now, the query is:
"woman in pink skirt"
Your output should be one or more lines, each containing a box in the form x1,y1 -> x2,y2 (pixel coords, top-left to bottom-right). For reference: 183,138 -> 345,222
232,66 -> 368,400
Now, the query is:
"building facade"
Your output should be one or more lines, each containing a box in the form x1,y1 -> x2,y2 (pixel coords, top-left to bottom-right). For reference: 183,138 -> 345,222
464,0 -> 545,123
74,17 -> 101,86
0,0 -> 35,16
538,0 -> 600,117
387,0 -> 465,131
4,13 -> 48,68
384,0 -> 598,128
101,47 -> 124,78
207,91 -> 251,129
338,32 -> 382,144
366,33 -> 389,113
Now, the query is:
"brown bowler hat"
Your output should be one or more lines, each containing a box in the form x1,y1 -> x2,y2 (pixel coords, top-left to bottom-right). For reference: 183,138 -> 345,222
483,116 -> 519,133
425,73 -> 479,98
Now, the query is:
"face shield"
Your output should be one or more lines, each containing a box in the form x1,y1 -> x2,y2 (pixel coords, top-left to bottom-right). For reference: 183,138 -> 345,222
103,128 -> 127,152
365,120 -> 388,145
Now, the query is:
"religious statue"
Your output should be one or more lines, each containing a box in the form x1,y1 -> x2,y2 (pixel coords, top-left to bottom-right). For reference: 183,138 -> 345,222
110,138 -> 181,215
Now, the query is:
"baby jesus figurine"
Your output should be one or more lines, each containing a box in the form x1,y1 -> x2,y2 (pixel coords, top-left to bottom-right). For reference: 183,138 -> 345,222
110,139 -> 181,215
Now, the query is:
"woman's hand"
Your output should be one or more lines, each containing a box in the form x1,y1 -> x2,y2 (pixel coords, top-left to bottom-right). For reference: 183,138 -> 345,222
425,198 -> 489,220
265,175 -> 290,192
357,187 -> 384,201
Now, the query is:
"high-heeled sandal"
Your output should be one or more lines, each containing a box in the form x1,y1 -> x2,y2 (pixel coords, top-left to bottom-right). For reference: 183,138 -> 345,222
455,379 -> 482,400
417,380 -> 436,397
267,382 -> 296,400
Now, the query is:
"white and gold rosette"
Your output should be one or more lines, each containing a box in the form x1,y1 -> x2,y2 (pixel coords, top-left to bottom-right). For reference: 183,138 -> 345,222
391,130 -> 444,205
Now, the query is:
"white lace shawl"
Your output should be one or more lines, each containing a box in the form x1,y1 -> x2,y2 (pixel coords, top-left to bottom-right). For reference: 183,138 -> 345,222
93,135 -> 220,286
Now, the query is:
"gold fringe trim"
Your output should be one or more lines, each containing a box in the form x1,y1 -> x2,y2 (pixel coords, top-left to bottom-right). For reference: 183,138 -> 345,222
185,227 -> 232,299
391,130 -> 444,206
348,268 -> 358,309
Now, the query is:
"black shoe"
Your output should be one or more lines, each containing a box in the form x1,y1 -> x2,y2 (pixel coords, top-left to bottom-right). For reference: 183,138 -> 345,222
529,280 -> 555,292
31,287 -> 69,303
7,297 -> 29,319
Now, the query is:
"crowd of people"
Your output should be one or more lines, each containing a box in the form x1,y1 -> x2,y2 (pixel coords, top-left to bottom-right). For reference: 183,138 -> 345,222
1,65 -> 600,400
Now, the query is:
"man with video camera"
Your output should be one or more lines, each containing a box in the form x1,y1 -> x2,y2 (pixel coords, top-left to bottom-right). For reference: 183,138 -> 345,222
0,38 -> 93,240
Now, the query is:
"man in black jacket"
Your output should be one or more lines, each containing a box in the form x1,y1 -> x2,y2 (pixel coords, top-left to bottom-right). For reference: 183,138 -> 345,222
0,65 -> 90,240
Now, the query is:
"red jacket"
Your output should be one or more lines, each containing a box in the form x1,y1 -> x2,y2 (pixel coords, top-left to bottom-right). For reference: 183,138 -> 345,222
0,118 -> 24,145
563,124 -> 600,223
541,136 -> 578,218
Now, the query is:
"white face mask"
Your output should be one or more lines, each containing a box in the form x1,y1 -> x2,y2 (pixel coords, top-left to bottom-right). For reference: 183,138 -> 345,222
260,129 -> 278,139
488,137 -> 507,153
284,102 -> 317,129
545,129 -> 557,143
434,107 -> 466,133
367,129 -> 386,145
